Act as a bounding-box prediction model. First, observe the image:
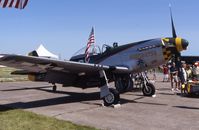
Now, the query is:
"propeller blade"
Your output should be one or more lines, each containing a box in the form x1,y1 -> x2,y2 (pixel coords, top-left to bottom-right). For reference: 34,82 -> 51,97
169,5 -> 177,38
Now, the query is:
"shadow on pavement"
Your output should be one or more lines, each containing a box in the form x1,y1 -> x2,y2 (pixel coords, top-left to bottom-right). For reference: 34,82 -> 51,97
3,91 -> 100,109
1,84 -> 169,110
120,96 -> 168,106
158,92 -> 175,96
176,93 -> 199,98
173,106 -> 199,110
2,87 -> 167,109
156,88 -> 172,91
0,105 -> 13,112
1,86 -> 52,92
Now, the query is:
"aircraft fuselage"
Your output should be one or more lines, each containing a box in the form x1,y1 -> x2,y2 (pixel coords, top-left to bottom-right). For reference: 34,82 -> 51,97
99,38 -> 167,73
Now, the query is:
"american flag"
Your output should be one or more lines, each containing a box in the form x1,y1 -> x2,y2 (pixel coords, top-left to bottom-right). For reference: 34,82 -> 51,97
85,27 -> 95,63
0,0 -> 28,9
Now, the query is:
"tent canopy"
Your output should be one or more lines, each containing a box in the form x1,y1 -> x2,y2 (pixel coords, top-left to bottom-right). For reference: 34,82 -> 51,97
36,44 -> 59,59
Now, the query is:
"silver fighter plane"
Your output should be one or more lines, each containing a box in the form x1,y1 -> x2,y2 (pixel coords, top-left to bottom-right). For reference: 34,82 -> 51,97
0,9 -> 189,106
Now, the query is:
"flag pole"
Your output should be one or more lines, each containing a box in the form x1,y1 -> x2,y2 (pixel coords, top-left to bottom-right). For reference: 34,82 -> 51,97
20,0 -> 23,9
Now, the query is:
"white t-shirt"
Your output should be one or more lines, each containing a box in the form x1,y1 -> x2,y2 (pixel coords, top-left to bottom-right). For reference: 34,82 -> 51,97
182,68 -> 187,81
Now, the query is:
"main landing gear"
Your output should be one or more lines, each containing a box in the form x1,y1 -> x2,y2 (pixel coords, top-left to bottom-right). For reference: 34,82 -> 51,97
114,73 -> 155,96
103,88 -> 120,106
99,70 -> 120,106
100,72 -> 155,106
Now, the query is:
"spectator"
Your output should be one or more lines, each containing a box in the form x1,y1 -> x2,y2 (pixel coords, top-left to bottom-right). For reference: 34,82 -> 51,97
170,63 -> 179,91
163,65 -> 169,82
181,63 -> 188,93
192,62 -> 199,80
185,64 -> 192,79
152,68 -> 156,81
181,63 -> 188,84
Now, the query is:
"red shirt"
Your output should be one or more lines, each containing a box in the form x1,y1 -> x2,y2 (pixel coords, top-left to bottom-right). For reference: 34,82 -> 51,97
163,67 -> 169,74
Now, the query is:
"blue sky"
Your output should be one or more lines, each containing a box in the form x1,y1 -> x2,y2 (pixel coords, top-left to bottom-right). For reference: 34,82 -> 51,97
0,0 -> 198,59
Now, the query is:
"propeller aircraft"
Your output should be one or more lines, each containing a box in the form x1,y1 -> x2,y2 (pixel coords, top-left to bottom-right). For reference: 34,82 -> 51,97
0,8 -> 189,106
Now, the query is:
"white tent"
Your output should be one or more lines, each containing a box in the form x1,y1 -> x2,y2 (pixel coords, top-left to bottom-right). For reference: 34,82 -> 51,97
0,65 -> 6,68
36,44 -> 59,59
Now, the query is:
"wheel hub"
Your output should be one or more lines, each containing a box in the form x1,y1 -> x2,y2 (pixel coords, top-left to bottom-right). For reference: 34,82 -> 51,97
144,87 -> 152,94
105,93 -> 115,104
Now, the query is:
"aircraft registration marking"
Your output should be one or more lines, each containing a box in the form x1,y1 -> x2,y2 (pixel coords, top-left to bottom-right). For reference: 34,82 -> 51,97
130,51 -> 157,59
137,44 -> 161,51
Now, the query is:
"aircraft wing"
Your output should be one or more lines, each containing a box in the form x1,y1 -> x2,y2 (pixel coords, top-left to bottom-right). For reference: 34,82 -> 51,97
0,54 -> 130,74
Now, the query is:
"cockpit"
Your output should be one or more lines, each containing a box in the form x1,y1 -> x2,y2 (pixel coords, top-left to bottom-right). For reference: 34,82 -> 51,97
70,42 -> 118,63
72,44 -> 101,57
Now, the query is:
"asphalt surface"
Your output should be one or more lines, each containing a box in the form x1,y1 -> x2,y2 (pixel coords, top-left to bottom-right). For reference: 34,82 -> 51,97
0,74 -> 199,130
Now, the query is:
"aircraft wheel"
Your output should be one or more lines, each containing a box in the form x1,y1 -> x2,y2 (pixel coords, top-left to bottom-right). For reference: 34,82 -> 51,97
53,85 -> 57,92
103,88 -> 120,106
142,83 -> 155,96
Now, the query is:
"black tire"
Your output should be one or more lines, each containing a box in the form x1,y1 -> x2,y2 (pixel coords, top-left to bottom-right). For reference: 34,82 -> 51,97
53,85 -> 57,92
142,83 -> 155,96
103,88 -> 120,106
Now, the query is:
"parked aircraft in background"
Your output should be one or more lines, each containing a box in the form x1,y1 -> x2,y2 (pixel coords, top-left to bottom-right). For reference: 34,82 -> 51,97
181,56 -> 199,64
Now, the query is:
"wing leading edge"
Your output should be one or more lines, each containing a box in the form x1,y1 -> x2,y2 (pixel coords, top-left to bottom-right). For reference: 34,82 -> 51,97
0,54 -> 130,75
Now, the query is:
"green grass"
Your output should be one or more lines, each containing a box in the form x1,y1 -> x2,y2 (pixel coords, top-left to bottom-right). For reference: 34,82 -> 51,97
0,69 -> 98,130
0,106 -> 98,130
0,67 -> 27,82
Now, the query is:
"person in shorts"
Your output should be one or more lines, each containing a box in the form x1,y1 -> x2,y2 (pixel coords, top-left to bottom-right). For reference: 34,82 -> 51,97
170,63 -> 179,91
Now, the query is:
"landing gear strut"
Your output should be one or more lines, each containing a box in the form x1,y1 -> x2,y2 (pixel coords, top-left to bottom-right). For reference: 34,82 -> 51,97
140,72 -> 155,96
99,70 -> 120,106
52,83 -> 57,92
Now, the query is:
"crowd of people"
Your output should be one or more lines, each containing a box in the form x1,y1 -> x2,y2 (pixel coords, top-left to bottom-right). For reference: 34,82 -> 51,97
161,61 -> 199,92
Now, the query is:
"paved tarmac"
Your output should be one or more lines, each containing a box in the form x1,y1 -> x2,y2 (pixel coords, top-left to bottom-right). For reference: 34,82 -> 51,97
0,74 -> 199,130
